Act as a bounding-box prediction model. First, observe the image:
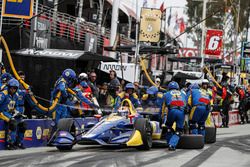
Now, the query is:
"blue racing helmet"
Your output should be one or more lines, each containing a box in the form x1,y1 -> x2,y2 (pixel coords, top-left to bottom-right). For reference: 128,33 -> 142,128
146,86 -> 158,95
1,73 -> 13,82
189,83 -> 199,89
7,78 -> 19,88
168,81 -> 179,90
62,68 -> 76,83
125,83 -> 134,90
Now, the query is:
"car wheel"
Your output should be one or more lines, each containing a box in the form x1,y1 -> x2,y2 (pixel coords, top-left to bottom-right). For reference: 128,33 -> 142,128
56,145 -> 73,151
134,118 -> 153,150
177,134 -> 204,149
205,127 -> 216,144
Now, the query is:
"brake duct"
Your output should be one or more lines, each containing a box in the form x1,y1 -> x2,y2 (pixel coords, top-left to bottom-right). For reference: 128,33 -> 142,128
0,36 -> 76,114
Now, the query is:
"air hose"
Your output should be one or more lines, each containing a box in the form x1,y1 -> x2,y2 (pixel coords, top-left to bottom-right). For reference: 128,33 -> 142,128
0,36 -> 76,113
203,66 -> 222,89
139,57 -> 166,91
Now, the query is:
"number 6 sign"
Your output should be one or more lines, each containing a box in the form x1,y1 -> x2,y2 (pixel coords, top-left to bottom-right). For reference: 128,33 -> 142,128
205,29 -> 223,56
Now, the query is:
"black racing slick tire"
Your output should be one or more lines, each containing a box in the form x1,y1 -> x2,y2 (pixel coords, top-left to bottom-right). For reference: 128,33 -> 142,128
177,134 -> 204,149
56,145 -> 73,151
205,127 -> 217,144
134,118 -> 153,150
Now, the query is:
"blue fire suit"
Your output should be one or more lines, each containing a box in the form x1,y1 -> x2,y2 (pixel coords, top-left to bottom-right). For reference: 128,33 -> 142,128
162,89 -> 186,149
187,88 -> 211,136
0,90 -> 25,146
51,77 -> 70,123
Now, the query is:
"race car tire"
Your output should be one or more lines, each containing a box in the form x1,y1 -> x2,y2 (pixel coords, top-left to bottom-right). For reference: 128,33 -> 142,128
56,145 -> 73,151
177,134 -> 204,149
134,118 -> 153,150
205,127 -> 216,144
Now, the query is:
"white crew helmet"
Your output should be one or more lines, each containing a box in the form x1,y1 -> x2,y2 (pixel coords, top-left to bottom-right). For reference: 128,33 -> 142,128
78,72 -> 88,80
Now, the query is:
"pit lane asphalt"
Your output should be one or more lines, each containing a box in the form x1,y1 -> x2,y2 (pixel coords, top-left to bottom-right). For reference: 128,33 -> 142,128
0,124 -> 250,167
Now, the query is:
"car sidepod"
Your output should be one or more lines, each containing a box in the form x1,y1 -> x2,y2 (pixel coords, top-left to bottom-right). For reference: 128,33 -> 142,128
81,115 -> 132,145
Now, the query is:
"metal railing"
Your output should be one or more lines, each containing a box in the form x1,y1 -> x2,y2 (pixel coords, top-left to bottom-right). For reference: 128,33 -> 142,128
0,2 -> 134,47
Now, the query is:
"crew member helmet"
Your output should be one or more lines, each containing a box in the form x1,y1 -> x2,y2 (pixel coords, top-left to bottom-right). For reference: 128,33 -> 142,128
7,78 -> 19,88
125,83 -> 134,90
168,81 -> 179,90
62,69 -> 76,83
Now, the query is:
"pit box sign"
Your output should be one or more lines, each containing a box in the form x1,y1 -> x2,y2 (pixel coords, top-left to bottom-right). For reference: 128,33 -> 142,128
2,0 -> 34,19
204,29 -> 223,57
139,8 -> 162,43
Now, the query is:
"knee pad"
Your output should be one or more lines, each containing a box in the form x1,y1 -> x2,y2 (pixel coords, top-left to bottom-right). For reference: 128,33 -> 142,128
18,121 -> 27,133
9,119 -> 17,131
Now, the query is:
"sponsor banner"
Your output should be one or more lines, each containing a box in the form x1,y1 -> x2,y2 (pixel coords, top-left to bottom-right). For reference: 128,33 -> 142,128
99,62 -> 140,82
2,0 -> 33,19
0,118 -> 99,150
178,48 -> 198,57
0,121 -> 6,149
205,29 -> 223,57
211,112 -> 222,127
228,110 -> 241,125
15,48 -> 84,59
36,126 -> 42,140
22,119 -> 52,148
29,17 -> 51,49
139,8 -> 162,42
211,110 -> 240,127
85,33 -> 97,53
103,37 -> 110,57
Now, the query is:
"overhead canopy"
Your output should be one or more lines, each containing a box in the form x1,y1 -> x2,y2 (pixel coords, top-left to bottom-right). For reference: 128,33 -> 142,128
168,70 -> 202,80
13,49 -> 117,62
104,45 -> 178,54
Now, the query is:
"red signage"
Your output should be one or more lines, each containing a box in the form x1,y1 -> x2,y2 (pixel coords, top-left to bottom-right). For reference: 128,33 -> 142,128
178,48 -> 198,57
205,29 -> 223,56
103,37 -> 110,57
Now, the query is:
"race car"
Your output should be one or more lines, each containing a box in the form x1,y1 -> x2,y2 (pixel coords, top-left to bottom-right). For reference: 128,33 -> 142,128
51,99 -> 205,151
51,99 -> 158,150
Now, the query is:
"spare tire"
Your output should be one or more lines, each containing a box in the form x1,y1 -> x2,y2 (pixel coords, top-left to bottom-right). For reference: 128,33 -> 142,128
134,118 -> 153,150
177,134 -> 204,149
205,127 -> 216,144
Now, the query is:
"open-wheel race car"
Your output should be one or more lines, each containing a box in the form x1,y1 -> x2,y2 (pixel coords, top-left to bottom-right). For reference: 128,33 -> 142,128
50,99 -> 205,151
